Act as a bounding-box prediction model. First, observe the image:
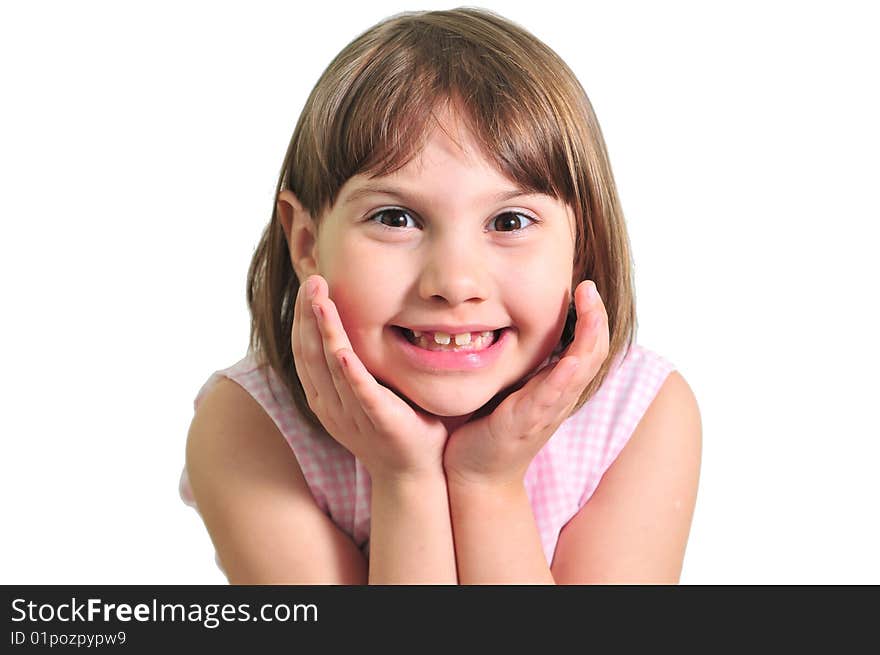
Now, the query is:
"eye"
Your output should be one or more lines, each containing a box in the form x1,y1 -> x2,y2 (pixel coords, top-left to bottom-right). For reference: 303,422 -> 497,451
489,211 -> 538,233
368,208 -> 418,230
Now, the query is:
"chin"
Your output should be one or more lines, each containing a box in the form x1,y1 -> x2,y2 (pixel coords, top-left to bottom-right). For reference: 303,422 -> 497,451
383,380 -> 496,418
407,393 -> 490,418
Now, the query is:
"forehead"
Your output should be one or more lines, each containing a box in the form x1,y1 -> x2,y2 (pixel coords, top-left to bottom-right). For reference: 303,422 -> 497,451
394,106 -> 501,178
344,132 -> 533,207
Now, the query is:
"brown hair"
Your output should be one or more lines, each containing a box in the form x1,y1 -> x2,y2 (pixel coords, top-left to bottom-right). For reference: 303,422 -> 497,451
246,7 -> 637,433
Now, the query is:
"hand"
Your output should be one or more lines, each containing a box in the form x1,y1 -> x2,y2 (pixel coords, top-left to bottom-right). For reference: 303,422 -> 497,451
292,274 -> 449,481
442,279 -> 610,488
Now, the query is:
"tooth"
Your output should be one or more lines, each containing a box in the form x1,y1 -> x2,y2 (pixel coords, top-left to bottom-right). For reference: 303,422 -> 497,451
412,330 -> 422,337
454,332 -> 471,346
481,331 -> 493,340
433,331 -> 451,345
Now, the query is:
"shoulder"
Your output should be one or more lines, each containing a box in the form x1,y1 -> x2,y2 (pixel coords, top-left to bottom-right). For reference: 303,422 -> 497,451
616,343 -> 677,391
635,369 -> 702,448
573,343 -> 677,427
551,369 -> 702,584
185,376 -> 312,524
560,344 -> 680,463
191,375 -> 280,442
643,370 -> 701,473
188,376 -> 298,480
186,377 -> 368,583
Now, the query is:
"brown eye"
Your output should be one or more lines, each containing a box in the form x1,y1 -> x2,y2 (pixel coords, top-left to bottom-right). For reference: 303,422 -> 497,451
492,212 -> 536,232
370,208 -> 416,229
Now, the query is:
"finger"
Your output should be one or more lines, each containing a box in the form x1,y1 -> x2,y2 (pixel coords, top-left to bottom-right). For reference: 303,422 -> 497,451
563,280 -> 609,367
314,292 -> 422,438
309,278 -> 355,355
494,282 -> 612,440
336,349 -> 432,439
309,284 -> 377,435
516,355 -> 581,419
514,280 -> 606,395
332,347 -> 389,434
297,276 -> 344,416
292,278 -> 318,404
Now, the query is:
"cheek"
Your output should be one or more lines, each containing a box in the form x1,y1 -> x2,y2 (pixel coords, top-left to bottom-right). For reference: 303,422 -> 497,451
324,267 -> 401,340
504,252 -> 571,322
328,284 -> 381,332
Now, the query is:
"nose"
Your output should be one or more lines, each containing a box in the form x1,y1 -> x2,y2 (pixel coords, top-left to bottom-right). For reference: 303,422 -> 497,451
417,231 -> 490,305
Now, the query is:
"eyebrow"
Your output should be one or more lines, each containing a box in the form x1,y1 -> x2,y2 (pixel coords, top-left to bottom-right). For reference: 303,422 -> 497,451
343,184 -> 536,206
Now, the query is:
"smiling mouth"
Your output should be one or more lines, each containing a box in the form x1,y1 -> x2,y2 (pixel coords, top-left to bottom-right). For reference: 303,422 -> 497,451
393,326 -> 506,352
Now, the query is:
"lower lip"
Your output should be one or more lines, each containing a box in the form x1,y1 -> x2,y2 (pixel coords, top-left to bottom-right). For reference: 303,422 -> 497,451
391,327 -> 511,371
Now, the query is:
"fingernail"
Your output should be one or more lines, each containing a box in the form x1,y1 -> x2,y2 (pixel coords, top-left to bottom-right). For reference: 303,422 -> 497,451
311,304 -> 323,322
307,279 -> 318,299
585,282 -> 597,303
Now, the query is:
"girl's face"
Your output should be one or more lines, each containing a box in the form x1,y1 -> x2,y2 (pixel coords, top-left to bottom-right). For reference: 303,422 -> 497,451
302,114 -> 576,432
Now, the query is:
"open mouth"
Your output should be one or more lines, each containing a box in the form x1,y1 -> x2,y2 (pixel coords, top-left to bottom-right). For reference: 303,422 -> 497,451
393,326 -> 506,352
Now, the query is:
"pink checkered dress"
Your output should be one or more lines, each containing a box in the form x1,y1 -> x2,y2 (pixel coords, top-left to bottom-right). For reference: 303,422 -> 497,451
179,344 -> 675,575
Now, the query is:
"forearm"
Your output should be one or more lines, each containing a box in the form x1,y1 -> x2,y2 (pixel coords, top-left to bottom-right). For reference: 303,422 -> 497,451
447,479 -> 555,584
367,474 -> 458,584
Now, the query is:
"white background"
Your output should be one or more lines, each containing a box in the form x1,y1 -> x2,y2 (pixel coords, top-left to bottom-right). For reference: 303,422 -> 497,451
2,0 -> 877,584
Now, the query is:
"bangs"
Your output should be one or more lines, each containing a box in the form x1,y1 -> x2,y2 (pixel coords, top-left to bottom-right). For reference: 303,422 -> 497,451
314,14 -> 581,211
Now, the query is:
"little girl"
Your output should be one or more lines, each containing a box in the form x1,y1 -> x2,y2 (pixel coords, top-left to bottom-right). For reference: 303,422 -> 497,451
179,7 -> 701,584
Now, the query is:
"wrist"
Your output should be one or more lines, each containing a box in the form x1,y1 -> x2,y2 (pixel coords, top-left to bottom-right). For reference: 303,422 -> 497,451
445,470 -> 526,503
370,469 -> 448,497
443,463 -> 526,495
365,458 -> 446,486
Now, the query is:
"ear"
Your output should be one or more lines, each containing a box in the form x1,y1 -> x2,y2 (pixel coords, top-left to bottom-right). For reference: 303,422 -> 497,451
277,189 -> 319,281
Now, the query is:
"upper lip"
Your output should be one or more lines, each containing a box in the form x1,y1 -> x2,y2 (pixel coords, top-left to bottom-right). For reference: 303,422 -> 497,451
396,324 -> 507,334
